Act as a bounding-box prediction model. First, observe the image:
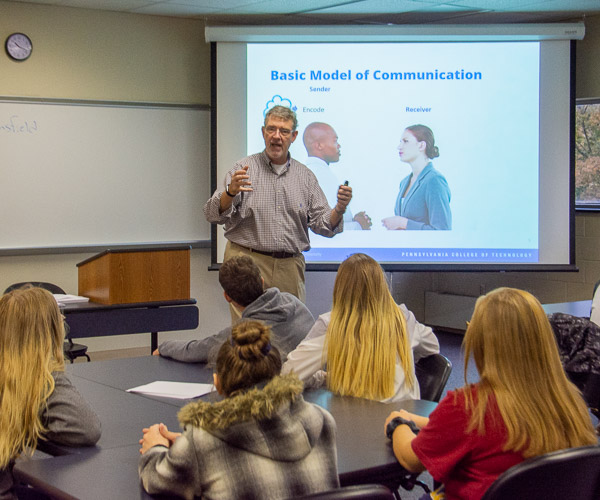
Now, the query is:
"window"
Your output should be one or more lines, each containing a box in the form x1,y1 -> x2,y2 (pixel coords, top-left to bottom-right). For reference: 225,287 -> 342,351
576,98 -> 600,210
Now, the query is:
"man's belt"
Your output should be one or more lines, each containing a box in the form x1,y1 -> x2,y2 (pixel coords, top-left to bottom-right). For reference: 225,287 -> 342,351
250,248 -> 297,259
233,242 -> 298,259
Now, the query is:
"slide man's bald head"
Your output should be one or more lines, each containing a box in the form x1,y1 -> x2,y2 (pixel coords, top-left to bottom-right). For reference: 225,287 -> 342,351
303,122 -> 341,164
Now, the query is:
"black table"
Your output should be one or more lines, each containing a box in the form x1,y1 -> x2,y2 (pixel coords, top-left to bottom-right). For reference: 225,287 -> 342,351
67,354 -> 213,392
14,356 -> 437,499
63,299 -> 199,352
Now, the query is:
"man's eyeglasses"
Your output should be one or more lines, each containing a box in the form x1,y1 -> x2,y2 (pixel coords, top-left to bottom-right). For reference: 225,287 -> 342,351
265,126 -> 293,138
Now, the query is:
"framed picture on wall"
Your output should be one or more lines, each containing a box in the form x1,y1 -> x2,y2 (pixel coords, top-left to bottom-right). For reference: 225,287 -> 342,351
576,97 -> 600,211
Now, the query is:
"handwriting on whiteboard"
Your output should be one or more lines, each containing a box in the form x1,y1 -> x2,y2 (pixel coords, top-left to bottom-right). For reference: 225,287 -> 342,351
0,115 -> 38,134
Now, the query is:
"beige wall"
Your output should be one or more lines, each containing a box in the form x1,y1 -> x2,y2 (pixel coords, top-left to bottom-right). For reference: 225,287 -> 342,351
0,2 -> 209,102
1,2 -> 600,350
576,15 -> 600,98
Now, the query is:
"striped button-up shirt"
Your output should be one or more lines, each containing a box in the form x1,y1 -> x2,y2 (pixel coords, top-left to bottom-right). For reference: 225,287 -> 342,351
204,151 -> 342,254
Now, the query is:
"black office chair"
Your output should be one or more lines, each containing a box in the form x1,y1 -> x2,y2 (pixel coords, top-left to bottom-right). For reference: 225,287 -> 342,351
482,445 -> 600,500
3,282 -> 90,363
567,370 -> 600,428
292,484 -> 395,499
63,321 -> 91,363
5,281 -> 66,295
415,353 -> 452,402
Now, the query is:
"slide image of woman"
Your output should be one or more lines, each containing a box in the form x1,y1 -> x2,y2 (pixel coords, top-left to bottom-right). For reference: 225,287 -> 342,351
382,124 -> 452,230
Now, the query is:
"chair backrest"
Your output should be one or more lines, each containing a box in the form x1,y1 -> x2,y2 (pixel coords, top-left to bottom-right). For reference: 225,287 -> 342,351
4,282 -> 66,294
293,484 -> 395,499
482,445 -> 600,500
593,278 -> 600,300
415,353 -> 452,402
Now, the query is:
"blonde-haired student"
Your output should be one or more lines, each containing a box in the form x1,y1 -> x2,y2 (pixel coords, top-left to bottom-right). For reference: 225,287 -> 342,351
385,287 -> 598,500
282,253 -> 439,402
139,320 -> 339,500
0,287 -> 101,498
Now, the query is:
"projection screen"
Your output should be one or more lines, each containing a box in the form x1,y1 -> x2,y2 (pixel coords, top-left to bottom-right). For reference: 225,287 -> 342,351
207,24 -> 584,271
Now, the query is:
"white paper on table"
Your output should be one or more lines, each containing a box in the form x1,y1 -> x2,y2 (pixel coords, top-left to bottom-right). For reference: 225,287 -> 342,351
126,381 -> 214,399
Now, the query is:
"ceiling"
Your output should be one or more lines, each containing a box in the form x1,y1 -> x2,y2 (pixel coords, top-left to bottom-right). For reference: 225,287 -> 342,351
5,0 -> 600,25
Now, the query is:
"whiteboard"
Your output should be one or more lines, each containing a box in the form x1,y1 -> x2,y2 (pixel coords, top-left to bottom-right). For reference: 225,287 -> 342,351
0,99 -> 210,252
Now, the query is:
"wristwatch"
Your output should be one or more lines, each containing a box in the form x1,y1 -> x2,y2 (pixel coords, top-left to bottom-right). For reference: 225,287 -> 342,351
386,416 -> 420,439
225,184 -> 235,197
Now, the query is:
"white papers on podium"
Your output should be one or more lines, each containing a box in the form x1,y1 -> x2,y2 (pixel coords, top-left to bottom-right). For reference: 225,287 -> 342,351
53,294 -> 90,305
127,381 -> 214,399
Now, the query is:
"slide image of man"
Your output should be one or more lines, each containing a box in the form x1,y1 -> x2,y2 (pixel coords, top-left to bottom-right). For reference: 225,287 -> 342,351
303,122 -> 371,230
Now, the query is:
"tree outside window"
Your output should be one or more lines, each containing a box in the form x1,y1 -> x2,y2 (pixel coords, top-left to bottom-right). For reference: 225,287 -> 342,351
576,100 -> 600,208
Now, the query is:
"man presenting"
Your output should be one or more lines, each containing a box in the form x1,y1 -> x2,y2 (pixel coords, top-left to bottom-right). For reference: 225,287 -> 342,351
303,122 -> 371,230
204,105 -> 352,302
154,256 -> 314,363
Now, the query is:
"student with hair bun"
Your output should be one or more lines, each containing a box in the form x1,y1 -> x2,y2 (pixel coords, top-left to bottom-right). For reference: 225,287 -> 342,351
382,124 -> 451,230
139,319 -> 339,500
0,287 -> 101,499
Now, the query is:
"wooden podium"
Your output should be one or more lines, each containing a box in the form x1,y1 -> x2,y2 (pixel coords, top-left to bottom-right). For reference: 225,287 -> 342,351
77,246 -> 190,305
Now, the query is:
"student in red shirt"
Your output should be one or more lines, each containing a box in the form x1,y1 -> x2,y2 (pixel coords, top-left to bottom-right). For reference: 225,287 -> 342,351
384,287 -> 598,500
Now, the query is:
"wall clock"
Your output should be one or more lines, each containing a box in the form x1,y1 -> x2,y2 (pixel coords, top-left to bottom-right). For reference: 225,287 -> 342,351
5,32 -> 33,61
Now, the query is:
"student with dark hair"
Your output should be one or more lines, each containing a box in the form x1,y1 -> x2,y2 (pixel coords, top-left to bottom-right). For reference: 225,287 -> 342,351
154,255 -> 314,362
0,287 -> 101,499
217,254 -> 263,306
382,124 -> 451,230
139,320 -> 339,500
